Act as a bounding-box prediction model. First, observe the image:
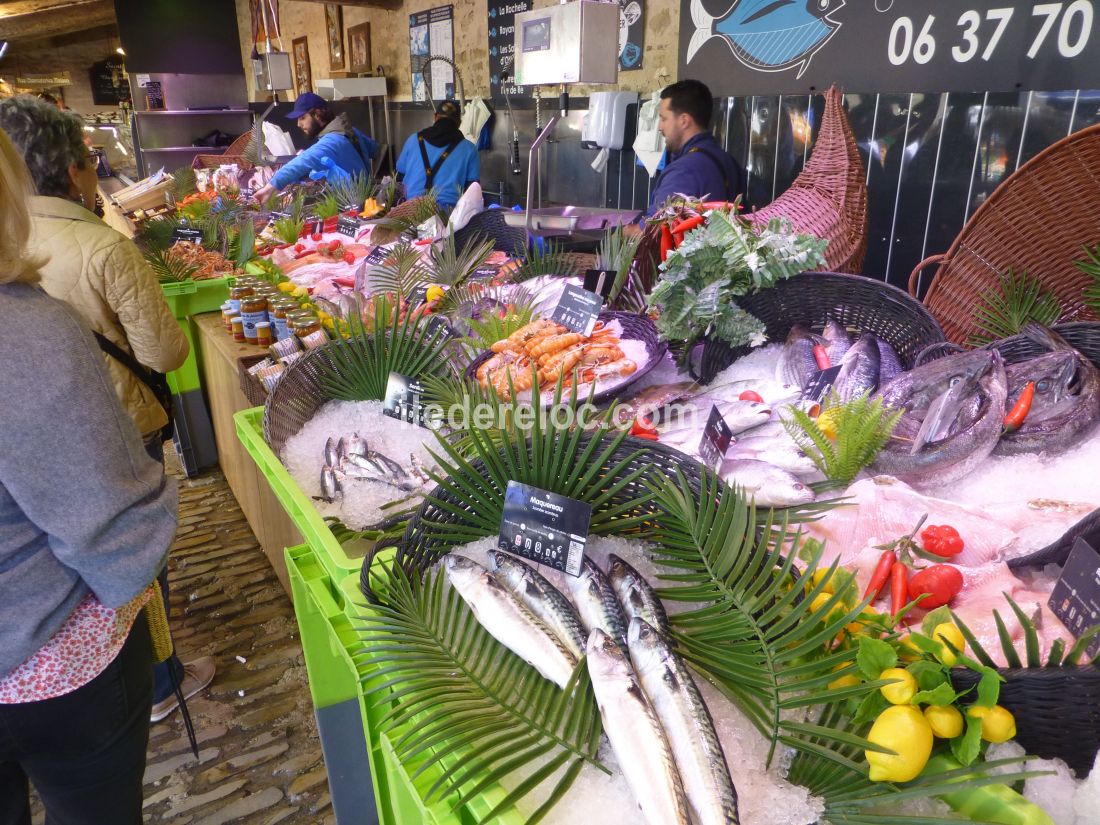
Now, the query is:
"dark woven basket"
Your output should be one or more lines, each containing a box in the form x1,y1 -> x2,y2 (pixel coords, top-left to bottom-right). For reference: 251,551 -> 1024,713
238,354 -> 269,409
951,665 -> 1100,776
262,343 -> 348,454
360,434 -> 709,598
693,271 -> 946,384
453,208 -> 526,255
464,311 -> 668,405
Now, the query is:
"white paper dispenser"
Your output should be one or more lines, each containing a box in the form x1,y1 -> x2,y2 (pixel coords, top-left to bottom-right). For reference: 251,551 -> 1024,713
582,91 -> 638,151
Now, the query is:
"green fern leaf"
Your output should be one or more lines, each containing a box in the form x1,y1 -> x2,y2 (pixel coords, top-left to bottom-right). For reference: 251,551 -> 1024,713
969,269 -> 1063,346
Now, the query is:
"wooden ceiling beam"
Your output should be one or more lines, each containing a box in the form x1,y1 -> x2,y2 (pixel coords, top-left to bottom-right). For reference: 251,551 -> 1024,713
0,0 -> 115,41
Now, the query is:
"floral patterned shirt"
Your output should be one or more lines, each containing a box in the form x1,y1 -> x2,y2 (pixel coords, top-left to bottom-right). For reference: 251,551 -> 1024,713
0,585 -> 153,703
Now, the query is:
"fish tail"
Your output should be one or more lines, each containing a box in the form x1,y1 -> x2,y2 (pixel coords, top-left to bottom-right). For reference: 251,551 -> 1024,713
686,0 -> 719,62
1021,322 -> 1073,352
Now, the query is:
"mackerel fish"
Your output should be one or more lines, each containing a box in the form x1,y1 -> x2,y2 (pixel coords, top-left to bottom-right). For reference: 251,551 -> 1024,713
487,549 -> 587,659
607,553 -> 669,636
568,558 -> 629,654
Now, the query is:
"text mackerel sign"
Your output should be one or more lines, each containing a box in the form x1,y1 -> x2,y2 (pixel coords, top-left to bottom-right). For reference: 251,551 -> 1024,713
679,0 -> 1100,96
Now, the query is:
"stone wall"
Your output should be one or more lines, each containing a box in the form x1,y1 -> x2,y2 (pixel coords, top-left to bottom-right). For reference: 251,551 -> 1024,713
1,30 -> 126,114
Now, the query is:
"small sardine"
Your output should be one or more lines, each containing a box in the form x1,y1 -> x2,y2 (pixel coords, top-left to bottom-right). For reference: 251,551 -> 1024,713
568,558 -> 628,654
324,436 -> 339,469
607,553 -> 669,636
317,465 -> 340,502
629,618 -> 739,825
444,555 -> 577,688
586,629 -> 690,825
347,432 -> 369,459
718,458 -> 815,508
336,436 -> 349,462
488,550 -> 587,659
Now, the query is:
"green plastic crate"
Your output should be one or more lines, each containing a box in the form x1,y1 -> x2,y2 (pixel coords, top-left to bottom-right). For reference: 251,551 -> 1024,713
161,277 -> 233,395
235,407 -> 370,581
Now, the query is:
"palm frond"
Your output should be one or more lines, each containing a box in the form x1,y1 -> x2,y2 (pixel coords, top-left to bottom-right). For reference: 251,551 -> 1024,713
317,294 -> 455,402
969,270 -> 1063,346
241,120 -> 265,165
167,166 -> 197,203
145,248 -> 199,283
272,216 -> 305,245
597,225 -> 644,309
367,241 -> 431,298
134,216 -> 177,254
447,285 -> 537,356
1076,243 -> 1100,316
313,192 -> 342,220
425,232 -> 494,287
510,240 -> 579,282
357,562 -> 604,823
328,171 -> 375,213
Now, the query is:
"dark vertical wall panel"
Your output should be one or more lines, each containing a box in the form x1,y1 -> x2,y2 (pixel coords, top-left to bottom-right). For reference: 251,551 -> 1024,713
114,0 -> 243,75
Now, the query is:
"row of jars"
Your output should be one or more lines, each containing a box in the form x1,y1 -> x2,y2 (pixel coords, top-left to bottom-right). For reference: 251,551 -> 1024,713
220,277 -> 326,350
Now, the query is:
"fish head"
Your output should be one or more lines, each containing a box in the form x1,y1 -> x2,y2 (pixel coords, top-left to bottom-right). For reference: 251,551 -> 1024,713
881,350 -> 993,411
808,0 -> 845,19
1007,351 -> 1078,404
337,437 -> 349,462
626,616 -> 661,649
585,628 -> 630,676
442,553 -> 486,586
606,554 -> 630,589
347,433 -> 369,459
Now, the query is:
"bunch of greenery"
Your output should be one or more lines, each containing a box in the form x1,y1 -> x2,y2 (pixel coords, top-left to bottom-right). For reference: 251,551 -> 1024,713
649,212 -> 828,368
969,269 -> 1063,346
144,249 -> 198,283
1076,243 -> 1100,316
509,240 -> 580,282
313,192 -> 342,220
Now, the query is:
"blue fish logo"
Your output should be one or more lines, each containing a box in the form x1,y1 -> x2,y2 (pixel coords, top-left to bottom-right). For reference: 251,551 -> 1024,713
687,0 -> 844,78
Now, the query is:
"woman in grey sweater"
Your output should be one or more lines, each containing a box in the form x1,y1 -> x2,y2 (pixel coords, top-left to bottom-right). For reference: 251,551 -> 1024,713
0,130 -> 175,822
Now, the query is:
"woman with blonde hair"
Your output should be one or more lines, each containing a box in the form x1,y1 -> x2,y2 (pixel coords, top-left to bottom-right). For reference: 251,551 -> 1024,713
0,129 -> 175,824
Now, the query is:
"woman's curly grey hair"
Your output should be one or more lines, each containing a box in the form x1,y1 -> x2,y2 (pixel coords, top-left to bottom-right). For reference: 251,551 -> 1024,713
0,94 -> 88,199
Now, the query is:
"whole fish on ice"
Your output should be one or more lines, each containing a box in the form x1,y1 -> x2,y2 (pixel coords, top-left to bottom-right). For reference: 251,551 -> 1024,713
686,0 -> 845,77
719,458 -> 816,507
726,434 -> 817,476
487,549 -> 587,659
775,325 -> 824,390
608,553 -> 670,636
832,333 -> 881,402
569,558 -> 629,653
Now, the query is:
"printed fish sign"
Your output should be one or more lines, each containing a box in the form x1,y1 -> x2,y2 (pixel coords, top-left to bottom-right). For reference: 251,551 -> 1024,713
687,0 -> 844,78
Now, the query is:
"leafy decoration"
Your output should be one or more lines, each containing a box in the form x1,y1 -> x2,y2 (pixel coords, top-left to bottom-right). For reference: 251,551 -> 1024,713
272,216 -> 305,245
509,240 -> 579,282
425,232 -> 494,288
134,216 -> 177,254
144,248 -> 198,283
357,562 -> 605,824
969,269 -> 1063,346
783,391 -> 902,487
1076,243 -> 1100,316
597,225 -> 644,310
314,192 -> 342,220
167,166 -> 197,203
443,284 -> 537,355
328,171 -> 375,213
367,241 -> 430,298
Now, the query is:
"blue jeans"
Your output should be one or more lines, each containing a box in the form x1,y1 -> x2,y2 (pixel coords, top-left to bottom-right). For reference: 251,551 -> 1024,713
144,437 -> 185,704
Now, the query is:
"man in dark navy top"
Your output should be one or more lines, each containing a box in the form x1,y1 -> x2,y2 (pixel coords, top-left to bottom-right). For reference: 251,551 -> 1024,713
647,80 -> 744,212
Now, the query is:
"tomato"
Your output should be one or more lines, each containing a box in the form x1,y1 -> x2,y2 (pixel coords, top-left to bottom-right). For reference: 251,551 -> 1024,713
310,232 -> 323,242
921,525 -> 964,558
343,252 -> 355,265
739,390 -> 764,403
907,565 -> 964,609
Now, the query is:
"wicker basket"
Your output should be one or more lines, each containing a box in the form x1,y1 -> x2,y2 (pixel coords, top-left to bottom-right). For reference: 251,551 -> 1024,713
463,311 -> 668,405
191,131 -> 254,171
750,86 -> 868,274
951,665 -> 1100,776
262,343 -> 347,454
453,208 -> 526,255
238,354 -> 269,409
909,122 -> 1100,344
693,271 -> 946,384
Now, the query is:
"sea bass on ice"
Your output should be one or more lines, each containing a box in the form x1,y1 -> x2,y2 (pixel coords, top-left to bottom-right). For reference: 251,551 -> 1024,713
443,555 -> 576,688
719,458 -> 816,508
586,629 -> 690,825
629,618 -> 740,825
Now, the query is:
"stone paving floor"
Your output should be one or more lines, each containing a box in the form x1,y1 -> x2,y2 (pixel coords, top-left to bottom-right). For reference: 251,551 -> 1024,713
33,457 -> 334,824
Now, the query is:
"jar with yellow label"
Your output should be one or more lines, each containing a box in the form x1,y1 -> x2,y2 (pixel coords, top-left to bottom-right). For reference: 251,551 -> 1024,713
271,300 -> 296,341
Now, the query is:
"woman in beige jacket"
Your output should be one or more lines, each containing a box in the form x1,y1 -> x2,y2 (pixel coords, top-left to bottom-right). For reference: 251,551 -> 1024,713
0,94 -> 214,723
0,94 -> 188,441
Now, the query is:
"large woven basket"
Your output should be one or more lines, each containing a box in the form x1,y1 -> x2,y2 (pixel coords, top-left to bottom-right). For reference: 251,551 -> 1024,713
262,343 -> 345,454
191,131 -> 254,171
463,311 -> 667,405
453,207 -> 526,255
951,665 -> 1100,776
693,271 -> 946,384
750,86 -> 868,274
909,122 -> 1100,344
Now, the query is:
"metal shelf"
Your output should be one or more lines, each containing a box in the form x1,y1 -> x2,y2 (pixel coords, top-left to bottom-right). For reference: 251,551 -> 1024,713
135,109 -> 253,116
142,146 -> 214,153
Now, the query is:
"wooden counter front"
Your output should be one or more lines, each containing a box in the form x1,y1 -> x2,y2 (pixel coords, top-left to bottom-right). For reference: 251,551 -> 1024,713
193,311 -> 301,596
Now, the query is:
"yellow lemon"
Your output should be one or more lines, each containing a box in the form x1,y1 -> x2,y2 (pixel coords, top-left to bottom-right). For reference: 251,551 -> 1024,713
425,285 -> 445,303
810,592 -> 845,623
846,607 -> 881,636
292,285 -> 308,298
277,281 -> 295,293
817,407 -> 842,439
898,633 -> 923,662
931,622 -> 965,666
829,669 -> 861,690
865,705 -> 934,782
968,705 -> 1017,743
923,704 -> 964,739
879,667 -> 917,705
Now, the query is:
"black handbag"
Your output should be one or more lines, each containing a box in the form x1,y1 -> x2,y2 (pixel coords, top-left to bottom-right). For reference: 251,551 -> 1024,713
93,331 -> 175,442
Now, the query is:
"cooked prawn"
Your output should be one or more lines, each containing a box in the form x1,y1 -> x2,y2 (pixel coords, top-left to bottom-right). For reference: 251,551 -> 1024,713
528,332 -> 584,359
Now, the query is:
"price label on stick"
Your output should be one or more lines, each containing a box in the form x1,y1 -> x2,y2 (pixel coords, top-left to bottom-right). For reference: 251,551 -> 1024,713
383,372 -> 436,429
337,215 -> 361,237
802,365 -> 843,403
583,269 -> 617,300
698,405 -> 734,469
499,481 -> 591,576
551,285 -> 603,336
172,226 -> 204,244
1048,538 -> 1100,660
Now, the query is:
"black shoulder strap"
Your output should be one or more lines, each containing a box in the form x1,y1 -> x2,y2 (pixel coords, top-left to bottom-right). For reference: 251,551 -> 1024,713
417,131 -> 464,184
687,144 -> 738,200
92,331 -> 173,427
345,129 -> 370,170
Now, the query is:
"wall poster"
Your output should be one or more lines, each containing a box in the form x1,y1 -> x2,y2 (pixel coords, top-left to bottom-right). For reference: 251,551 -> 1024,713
488,0 -> 531,100
679,0 -> 1100,96
409,5 -> 455,103
619,0 -> 644,70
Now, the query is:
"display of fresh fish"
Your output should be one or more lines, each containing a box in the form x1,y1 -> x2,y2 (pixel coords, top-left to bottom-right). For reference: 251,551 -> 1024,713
618,381 -> 698,423
586,629 -> 690,825
873,350 -> 1007,488
346,432 -> 369,459
995,325 -> 1100,455
487,550 -> 587,659
775,325 -> 823,389
629,618 -> 739,825
832,333 -> 881,402
822,318 -> 851,365
718,458 -> 816,507
444,555 -> 577,688
727,434 -> 817,476
568,558 -> 628,653
324,436 -> 339,469
608,553 -> 669,636
876,337 -> 904,385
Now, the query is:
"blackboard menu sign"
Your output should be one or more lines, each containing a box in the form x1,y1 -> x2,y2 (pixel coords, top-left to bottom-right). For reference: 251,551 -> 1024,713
89,60 -> 129,106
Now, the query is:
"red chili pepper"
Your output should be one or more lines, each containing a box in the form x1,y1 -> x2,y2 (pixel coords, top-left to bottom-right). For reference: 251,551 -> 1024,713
632,431 -> 659,441
670,215 -> 706,235
1003,380 -> 1036,432
863,550 -> 896,603
920,525 -> 964,558
890,563 -> 909,616
739,390 -> 764,403
813,344 -> 831,370
294,249 -> 315,260
908,564 -> 964,609
631,416 -> 658,438
672,231 -> 685,248
660,225 -> 674,262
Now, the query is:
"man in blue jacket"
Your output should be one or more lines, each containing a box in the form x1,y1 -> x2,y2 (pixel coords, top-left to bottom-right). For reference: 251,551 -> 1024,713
395,100 -> 479,211
647,80 -> 743,211
253,92 -> 378,202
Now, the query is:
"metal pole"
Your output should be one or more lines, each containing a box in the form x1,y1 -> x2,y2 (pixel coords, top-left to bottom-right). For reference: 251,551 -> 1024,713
525,115 -> 559,238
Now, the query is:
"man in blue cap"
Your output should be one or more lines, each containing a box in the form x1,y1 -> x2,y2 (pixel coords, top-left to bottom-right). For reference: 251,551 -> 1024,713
395,100 -> 479,211
253,91 -> 378,202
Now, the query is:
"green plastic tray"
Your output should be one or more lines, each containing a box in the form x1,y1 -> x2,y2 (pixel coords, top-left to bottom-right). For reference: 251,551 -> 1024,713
235,406 -> 369,581
161,277 -> 232,396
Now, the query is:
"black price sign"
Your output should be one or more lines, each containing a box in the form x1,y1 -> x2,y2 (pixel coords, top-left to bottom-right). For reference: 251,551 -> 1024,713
698,405 -> 734,468
1049,538 -> 1100,660
364,246 -> 389,266
583,269 -> 617,300
337,215 -> 361,237
802,365 -> 843,403
408,285 -> 430,308
424,314 -> 457,341
172,226 -> 204,244
383,372 -> 436,429
551,285 -> 603,336
499,481 -> 591,576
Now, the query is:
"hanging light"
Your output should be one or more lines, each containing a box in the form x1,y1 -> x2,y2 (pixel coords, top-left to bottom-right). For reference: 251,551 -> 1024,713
0,42 -> 9,60
116,47 -> 125,56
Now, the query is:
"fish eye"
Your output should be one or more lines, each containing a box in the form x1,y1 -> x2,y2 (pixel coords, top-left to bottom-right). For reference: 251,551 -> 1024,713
1036,380 -> 1050,393
949,375 -> 962,387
